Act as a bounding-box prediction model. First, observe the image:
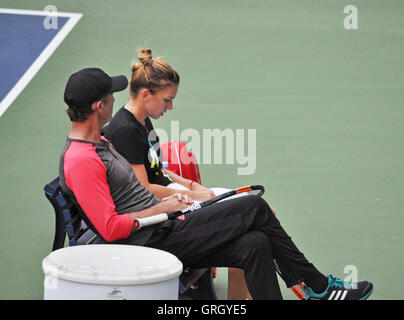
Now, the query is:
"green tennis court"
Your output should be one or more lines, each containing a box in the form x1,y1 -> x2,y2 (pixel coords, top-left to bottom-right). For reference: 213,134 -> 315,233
0,0 -> 402,300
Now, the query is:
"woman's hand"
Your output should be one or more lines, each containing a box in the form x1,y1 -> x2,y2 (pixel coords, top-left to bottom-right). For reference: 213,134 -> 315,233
188,181 -> 216,201
162,193 -> 194,205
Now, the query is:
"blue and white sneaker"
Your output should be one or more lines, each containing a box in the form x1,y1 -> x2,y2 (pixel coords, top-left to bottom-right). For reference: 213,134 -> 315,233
300,274 -> 373,300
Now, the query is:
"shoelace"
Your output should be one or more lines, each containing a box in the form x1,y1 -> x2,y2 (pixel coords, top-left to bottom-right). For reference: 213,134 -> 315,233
329,275 -> 353,289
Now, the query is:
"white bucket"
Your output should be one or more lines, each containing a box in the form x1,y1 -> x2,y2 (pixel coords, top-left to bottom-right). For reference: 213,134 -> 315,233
42,244 -> 183,300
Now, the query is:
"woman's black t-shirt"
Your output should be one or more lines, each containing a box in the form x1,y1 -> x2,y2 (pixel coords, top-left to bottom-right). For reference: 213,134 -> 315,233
101,107 -> 172,186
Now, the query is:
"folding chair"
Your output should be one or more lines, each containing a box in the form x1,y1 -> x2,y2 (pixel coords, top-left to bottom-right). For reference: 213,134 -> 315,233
44,176 -> 217,300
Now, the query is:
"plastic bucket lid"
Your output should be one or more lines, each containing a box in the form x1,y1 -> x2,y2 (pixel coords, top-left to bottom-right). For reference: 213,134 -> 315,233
42,244 -> 183,285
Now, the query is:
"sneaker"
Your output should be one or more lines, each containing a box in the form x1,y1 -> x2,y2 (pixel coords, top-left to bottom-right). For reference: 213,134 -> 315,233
291,274 -> 373,300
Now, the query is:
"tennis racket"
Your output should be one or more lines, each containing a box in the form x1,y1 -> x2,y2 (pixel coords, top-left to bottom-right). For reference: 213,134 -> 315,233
134,185 -> 265,230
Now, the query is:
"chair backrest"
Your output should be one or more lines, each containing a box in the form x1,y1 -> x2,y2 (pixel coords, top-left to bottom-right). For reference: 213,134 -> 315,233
44,176 -> 105,251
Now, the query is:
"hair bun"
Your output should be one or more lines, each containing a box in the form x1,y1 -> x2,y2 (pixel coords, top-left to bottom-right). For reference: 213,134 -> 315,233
138,48 -> 153,65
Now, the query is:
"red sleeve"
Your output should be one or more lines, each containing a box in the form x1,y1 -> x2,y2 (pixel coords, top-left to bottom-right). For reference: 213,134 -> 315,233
64,145 -> 132,242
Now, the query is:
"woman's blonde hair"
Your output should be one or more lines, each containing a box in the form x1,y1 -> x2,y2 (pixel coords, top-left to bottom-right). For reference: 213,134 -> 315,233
130,48 -> 179,96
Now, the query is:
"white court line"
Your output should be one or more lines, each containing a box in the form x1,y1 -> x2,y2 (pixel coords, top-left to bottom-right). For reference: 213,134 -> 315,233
0,8 -> 82,117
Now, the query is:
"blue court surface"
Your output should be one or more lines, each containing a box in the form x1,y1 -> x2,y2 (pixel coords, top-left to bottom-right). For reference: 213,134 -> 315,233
0,9 -> 81,117
0,13 -> 68,102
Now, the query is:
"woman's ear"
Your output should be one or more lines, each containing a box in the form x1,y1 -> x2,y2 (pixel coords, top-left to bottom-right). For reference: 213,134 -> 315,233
140,88 -> 151,103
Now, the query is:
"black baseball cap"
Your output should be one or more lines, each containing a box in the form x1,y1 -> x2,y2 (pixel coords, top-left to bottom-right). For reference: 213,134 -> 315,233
64,68 -> 128,109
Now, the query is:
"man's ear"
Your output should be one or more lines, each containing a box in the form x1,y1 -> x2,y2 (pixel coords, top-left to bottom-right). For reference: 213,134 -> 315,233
92,100 -> 102,111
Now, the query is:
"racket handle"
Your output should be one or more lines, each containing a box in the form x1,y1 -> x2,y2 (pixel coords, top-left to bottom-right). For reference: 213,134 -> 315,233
134,213 -> 168,230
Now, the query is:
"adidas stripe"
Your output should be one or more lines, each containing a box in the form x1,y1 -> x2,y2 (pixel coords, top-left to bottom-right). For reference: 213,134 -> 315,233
328,290 -> 348,300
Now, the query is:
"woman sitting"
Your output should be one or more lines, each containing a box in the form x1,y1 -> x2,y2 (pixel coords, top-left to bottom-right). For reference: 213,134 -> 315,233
102,48 -> 251,300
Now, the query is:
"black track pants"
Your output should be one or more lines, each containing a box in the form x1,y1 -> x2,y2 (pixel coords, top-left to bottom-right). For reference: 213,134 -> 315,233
145,195 -> 321,300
